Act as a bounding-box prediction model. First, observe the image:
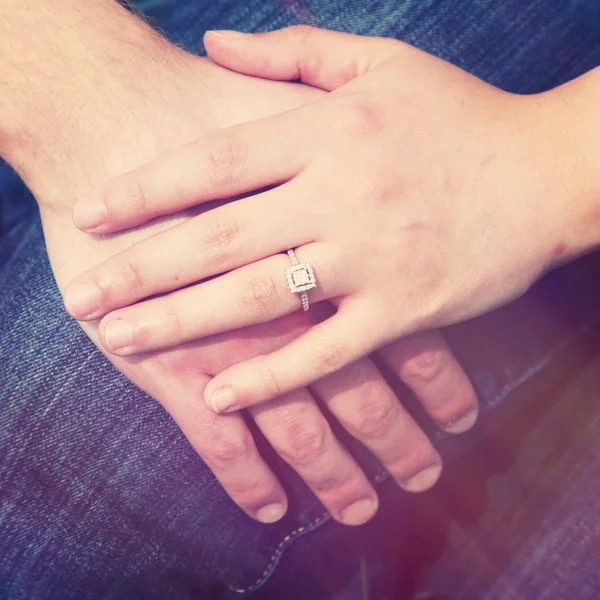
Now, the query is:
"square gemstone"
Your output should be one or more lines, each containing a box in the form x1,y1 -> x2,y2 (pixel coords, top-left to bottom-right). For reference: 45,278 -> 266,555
285,263 -> 317,293
293,270 -> 310,286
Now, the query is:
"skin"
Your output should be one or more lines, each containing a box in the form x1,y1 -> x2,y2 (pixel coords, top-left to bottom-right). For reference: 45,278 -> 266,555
1,5 -> 478,526
65,26 -> 600,418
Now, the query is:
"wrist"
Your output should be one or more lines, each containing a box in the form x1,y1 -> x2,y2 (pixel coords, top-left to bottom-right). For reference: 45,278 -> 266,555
535,67 -> 600,268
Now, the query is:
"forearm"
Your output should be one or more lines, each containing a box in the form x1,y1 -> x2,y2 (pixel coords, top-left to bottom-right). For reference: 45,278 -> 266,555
0,0 -> 193,204
0,1 -> 149,149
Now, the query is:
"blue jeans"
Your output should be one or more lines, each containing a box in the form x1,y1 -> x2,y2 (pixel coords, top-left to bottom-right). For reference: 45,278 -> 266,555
2,1 -> 600,598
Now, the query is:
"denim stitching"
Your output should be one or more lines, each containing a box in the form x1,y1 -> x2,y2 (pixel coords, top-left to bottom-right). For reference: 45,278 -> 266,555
227,469 -> 390,594
483,316 -> 600,409
434,314 -> 600,447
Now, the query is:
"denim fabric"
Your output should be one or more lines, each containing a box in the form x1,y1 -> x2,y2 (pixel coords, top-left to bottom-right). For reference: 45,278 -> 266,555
402,349 -> 600,600
2,1 -> 600,598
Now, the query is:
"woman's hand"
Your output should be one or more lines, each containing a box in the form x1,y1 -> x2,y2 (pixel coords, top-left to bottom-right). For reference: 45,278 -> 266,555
65,26 -> 561,414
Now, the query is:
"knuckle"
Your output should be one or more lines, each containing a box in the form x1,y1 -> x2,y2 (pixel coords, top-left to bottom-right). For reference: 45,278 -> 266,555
161,309 -> 183,340
201,218 -> 240,258
298,54 -> 326,85
280,426 -> 328,466
307,463 -> 354,493
301,55 -> 357,88
206,133 -> 247,189
241,275 -> 281,317
364,179 -> 402,207
401,348 -> 448,385
312,472 -> 351,493
125,176 -> 151,214
328,96 -> 386,137
116,256 -> 146,297
257,360 -> 281,398
203,432 -> 253,471
283,26 -> 358,86
314,341 -> 349,374
353,398 -> 398,440
285,24 -> 316,45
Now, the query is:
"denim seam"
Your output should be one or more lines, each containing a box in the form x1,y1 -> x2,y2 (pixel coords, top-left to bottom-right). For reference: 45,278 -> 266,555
431,313 -> 600,446
227,469 -> 390,595
484,316 -> 600,409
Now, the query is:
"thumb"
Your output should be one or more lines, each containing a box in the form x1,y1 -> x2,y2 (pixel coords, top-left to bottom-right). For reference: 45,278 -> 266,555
204,25 -> 403,91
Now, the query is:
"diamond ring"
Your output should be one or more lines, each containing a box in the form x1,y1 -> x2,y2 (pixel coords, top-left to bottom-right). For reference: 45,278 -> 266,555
285,249 -> 317,312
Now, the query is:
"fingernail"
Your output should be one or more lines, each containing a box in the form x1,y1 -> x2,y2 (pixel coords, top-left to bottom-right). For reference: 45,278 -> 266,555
340,499 -> 377,526
104,319 -> 134,352
256,503 -> 286,524
210,387 -> 237,413
403,465 -> 442,493
207,30 -> 249,39
443,408 -> 478,434
66,282 -> 101,318
73,199 -> 107,230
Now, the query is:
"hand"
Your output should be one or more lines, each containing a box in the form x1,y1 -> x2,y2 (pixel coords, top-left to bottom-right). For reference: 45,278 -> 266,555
65,26 -> 564,414
23,23 -> 477,524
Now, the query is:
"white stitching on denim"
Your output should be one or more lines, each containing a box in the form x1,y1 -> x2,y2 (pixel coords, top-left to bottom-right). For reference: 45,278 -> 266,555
486,321 -> 596,407
227,513 -> 330,594
434,317 -> 600,441
228,469 -> 389,594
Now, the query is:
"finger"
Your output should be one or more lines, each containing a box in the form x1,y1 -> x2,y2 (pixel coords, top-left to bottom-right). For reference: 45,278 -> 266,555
204,26 -> 404,91
379,331 -> 479,434
65,183 -> 314,321
97,243 -> 344,356
204,304 -> 382,413
72,110 -> 311,233
311,358 -> 443,493
140,369 -> 289,524
249,387 -> 379,526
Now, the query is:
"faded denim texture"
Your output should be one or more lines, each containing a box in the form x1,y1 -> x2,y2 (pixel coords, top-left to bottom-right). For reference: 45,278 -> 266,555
2,1 -> 600,599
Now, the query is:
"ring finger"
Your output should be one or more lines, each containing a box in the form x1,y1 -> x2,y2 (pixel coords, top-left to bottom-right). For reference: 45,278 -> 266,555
97,243 -> 344,356
65,182 -> 316,321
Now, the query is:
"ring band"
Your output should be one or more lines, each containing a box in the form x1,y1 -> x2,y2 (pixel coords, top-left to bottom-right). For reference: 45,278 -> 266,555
285,249 -> 317,312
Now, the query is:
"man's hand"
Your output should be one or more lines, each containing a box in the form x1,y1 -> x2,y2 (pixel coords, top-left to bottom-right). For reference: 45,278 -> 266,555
0,3 -> 477,524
